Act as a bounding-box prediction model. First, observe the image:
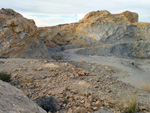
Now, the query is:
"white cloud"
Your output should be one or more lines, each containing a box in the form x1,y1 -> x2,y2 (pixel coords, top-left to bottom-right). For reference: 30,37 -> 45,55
22,13 -> 85,27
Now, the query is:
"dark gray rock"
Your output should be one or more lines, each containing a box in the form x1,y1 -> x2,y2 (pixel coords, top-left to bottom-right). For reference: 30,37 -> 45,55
35,96 -> 60,113
77,41 -> 150,59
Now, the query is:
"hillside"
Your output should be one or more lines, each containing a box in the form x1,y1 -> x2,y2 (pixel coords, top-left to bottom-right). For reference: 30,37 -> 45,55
39,10 -> 150,59
0,9 -> 150,59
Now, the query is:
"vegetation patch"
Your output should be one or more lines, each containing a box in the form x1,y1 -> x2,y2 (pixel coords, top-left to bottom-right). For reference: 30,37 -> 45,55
0,71 -> 11,82
125,94 -> 138,113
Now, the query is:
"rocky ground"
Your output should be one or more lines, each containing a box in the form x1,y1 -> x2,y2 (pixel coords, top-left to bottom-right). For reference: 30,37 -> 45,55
0,58 -> 150,113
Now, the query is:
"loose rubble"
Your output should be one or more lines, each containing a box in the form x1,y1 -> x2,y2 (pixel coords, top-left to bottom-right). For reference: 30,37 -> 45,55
0,59 -> 150,113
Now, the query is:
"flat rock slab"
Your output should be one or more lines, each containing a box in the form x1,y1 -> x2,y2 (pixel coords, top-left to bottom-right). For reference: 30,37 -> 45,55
0,80 -> 46,113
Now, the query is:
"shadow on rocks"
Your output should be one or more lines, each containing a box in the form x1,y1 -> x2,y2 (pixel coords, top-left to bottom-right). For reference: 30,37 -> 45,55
35,96 -> 60,113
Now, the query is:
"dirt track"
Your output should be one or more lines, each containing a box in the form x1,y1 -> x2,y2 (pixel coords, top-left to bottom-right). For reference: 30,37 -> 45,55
64,48 -> 150,88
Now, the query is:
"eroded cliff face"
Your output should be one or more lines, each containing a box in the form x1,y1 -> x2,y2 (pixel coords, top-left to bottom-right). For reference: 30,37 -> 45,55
38,10 -> 150,59
0,9 -> 49,58
38,10 -> 139,47
0,9 -> 150,59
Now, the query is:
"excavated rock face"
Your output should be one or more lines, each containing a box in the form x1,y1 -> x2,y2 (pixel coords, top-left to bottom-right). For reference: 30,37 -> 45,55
77,42 -> 150,59
0,80 -> 46,113
38,10 -> 139,47
0,9 -> 150,59
0,9 -> 49,58
39,10 -> 150,59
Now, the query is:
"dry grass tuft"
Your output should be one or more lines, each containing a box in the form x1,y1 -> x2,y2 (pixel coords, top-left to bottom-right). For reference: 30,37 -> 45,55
125,93 -> 138,113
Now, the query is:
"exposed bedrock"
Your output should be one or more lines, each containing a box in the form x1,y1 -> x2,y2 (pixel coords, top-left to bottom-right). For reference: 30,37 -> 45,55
1,9 -> 150,59
38,10 -> 140,46
77,42 -> 150,59
0,9 -> 49,58
39,21 -> 150,47
38,10 -> 150,58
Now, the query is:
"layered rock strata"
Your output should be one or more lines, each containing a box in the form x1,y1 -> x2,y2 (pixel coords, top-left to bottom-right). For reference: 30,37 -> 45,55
39,10 -> 150,58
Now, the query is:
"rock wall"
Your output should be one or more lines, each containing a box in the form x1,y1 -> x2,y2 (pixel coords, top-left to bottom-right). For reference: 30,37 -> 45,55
38,10 -> 139,47
0,9 -> 49,58
0,80 -> 46,113
38,10 -> 150,59
1,9 -> 150,59
77,42 -> 150,59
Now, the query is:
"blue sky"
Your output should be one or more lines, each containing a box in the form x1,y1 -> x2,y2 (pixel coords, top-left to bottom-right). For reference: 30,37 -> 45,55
1,0 -> 150,26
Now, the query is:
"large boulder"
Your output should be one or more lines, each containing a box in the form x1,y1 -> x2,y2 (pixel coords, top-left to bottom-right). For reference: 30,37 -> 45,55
0,80 -> 46,113
0,9 -> 49,58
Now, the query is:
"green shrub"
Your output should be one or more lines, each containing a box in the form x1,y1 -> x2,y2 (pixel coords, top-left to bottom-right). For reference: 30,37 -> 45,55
0,71 -> 11,82
126,94 -> 137,113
